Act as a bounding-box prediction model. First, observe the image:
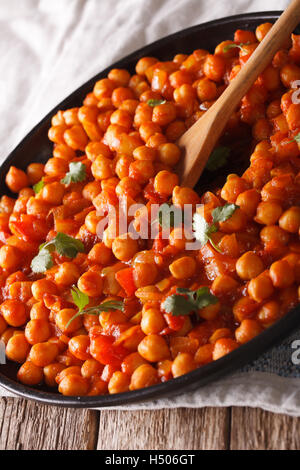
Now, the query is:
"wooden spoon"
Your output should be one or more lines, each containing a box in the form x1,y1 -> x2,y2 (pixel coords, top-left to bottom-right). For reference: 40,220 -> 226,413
177,0 -> 300,188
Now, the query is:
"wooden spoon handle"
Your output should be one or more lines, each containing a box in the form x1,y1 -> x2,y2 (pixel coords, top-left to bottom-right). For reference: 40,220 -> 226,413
178,0 -> 300,188
212,0 -> 300,121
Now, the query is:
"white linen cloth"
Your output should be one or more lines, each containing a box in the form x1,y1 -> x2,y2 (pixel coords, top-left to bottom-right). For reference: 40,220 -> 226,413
1,0 -> 300,415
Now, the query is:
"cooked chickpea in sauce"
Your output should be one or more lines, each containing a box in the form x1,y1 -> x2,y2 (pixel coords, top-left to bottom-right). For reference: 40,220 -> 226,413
1,24 -> 300,396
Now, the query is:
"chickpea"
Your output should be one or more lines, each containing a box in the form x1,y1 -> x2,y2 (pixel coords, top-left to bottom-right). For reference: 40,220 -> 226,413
112,87 -> 135,108
53,143 -> 76,161
28,342 -> 59,367
121,352 -> 147,375
58,374 -> 89,396
44,157 -> 69,177
44,363 -> 66,387
157,143 -> 181,167
203,54 -> 225,82
141,308 -> 166,334
138,334 -> 170,362
17,361 -> 44,386
6,333 -> 30,363
88,242 -> 113,265
257,300 -> 280,325
25,319 -> 51,345
235,319 -> 263,344
129,364 -> 158,390
255,201 -> 283,225
5,166 -> 29,193
54,262 -> 80,286
112,233 -> 139,261
41,182 -> 65,205
236,251 -> 264,280
171,353 -> 196,378
260,225 -> 289,246
169,256 -> 196,280
0,299 -> 28,327
196,78 -> 217,101
27,163 -> 44,185
77,270 -> 103,297
135,57 -> 157,76
108,68 -> 131,87
199,301 -> 221,321
219,209 -> 247,233
152,102 -> 177,126
31,279 -> 58,301
64,125 -> 88,151
81,358 -> 103,379
194,344 -> 214,365
154,171 -> 179,196
132,257 -> 157,285
165,121 -> 186,142
212,338 -> 238,360
0,245 -> 21,271
55,308 -> 82,334
221,175 -> 248,203
269,260 -> 295,288
108,371 -> 130,394
56,366 -> 82,384
133,145 -> 157,162
211,275 -> 239,296
91,156 -> 114,180
279,207 -> 300,233
172,186 -> 200,208
68,335 -> 91,361
30,302 -> 49,320
248,271 -> 274,303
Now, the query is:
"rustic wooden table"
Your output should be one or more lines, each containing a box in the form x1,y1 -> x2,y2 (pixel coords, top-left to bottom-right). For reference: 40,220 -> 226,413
0,399 -> 299,450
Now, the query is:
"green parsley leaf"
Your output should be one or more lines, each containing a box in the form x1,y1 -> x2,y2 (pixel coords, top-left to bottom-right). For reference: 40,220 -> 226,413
288,132 -> 300,144
193,203 -> 239,253
194,287 -> 219,309
33,180 -> 45,194
71,286 -> 89,312
162,287 -> 218,317
147,99 -> 166,107
61,162 -> 86,185
31,233 -> 85,273
31,249 -> 54,273
223,42 -> 250,53
212,203 -> 239,223
53,232 -> 85,258
206,146 -> 230,172
65,299 -> 124,330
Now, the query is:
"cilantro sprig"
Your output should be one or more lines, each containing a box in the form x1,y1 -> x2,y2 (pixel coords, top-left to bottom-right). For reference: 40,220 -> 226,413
31,233 -> 85,273
206,146 -> 230,172
193,203 -> 239,253
223,42 -> 251,53
147,99 -> 166,107
162,287 -> 218,317
33,180 -> 45,194
61,162 -> 86,185
65,286 -> 124,329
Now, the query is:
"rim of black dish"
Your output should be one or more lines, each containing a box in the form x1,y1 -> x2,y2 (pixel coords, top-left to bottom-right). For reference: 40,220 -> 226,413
1,10 -> 299,408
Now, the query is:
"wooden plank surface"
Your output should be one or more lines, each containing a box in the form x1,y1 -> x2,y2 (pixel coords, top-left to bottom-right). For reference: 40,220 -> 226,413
1,398 -> 300,450
97,408 -> 230,450
230,407 -> 300,450
0,398 -> 99,450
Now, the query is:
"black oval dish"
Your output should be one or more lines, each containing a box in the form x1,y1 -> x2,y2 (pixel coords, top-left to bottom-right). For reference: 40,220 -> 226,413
1,11 -> 300,408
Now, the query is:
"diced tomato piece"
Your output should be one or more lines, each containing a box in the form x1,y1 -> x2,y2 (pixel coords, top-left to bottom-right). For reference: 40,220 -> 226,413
89,329 -> 128,367
115,267 -> 136,297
